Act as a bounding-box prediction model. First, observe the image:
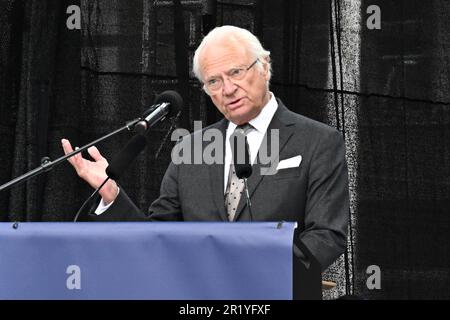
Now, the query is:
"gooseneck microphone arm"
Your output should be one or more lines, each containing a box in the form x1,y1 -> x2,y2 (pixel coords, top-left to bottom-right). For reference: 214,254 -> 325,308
0,119 -> 140,193
242,178 -> 253,221
232,133 -> 254,221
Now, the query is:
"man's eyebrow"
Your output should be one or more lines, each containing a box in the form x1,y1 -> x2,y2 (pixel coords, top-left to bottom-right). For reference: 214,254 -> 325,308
204,74 -> 219,82
205,65 -> 246,80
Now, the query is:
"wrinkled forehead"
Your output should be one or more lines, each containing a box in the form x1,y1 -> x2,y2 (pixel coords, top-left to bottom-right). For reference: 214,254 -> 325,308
199,38 -> 251,79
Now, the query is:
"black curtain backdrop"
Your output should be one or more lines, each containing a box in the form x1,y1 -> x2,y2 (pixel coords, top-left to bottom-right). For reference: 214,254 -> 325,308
356,0 -> 450,299
0,0 -> 80,220
0,0 -> 449,299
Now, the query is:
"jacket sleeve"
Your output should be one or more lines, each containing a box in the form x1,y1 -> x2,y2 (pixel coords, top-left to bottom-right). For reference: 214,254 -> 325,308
87,161 -> 183,222
300,128 -> 350,270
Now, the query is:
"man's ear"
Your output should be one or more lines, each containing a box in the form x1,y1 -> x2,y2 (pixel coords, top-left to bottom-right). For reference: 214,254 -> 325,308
262,57 -> 271,81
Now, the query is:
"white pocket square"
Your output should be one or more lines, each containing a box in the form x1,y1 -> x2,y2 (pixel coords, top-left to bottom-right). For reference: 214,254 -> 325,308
276,155 -> 302,170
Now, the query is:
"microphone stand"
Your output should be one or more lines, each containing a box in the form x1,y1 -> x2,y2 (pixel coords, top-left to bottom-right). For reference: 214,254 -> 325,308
0,118 -> 142,193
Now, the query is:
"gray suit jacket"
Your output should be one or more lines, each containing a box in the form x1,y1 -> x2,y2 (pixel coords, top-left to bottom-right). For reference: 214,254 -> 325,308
93,99 -> 349,270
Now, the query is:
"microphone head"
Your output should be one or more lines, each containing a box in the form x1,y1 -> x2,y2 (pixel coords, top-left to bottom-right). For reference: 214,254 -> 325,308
106,134 -> 148,180
235,163 -> 252,179
154,90 -> 183,117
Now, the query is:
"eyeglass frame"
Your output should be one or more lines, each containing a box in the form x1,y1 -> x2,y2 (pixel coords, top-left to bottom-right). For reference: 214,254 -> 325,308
202,58 -> 260,93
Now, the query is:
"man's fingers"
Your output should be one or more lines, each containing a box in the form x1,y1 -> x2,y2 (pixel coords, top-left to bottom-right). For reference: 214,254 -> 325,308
61,139 -> 74,154
61,139 -> 83,167
61,139 -> 77,166
87,146 -> 105,162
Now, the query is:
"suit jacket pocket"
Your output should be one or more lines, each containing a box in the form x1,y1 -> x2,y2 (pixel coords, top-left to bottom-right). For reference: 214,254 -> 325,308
269,166 -> 302,181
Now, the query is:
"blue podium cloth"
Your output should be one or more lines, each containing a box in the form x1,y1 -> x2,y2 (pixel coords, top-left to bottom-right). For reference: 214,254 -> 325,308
0,222 -> 296,300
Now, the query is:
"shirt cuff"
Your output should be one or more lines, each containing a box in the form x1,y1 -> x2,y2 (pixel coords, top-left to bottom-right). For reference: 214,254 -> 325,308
94,187 -> 120,215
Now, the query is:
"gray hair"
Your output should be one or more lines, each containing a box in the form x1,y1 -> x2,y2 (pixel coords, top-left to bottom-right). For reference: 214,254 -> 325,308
192,25 -> 272,83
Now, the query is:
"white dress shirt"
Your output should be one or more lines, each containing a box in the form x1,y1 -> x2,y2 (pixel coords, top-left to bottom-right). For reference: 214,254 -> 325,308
96,92 -> 278,214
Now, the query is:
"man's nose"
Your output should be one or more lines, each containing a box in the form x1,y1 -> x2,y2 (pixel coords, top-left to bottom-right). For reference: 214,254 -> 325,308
222,77 -> 237,96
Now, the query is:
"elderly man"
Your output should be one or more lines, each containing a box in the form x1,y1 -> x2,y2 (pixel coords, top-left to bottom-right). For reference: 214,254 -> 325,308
62,25 -> 349,272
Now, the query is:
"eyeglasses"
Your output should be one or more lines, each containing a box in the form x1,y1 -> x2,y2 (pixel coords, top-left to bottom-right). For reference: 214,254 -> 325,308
203,59 -> 260,93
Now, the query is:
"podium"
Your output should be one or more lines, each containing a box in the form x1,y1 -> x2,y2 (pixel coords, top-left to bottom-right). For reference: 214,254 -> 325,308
0,222 -> 298,300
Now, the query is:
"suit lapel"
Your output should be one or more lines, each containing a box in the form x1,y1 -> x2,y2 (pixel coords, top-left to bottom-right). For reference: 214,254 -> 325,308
233,100 -> 296,221
207,119 -> 228,221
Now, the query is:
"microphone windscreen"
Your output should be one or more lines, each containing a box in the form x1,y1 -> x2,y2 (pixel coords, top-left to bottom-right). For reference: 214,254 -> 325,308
105,134 -> 148,180
235,163 -> 252,179
154,90 -> 183,116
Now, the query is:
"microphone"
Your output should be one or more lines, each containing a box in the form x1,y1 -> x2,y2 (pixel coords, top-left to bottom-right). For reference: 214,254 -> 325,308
231,133 -> 254,221
234,135 -> 252,179
134,90 -> 183,134
105,134 -> 148,181
73,91 -> 182,222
